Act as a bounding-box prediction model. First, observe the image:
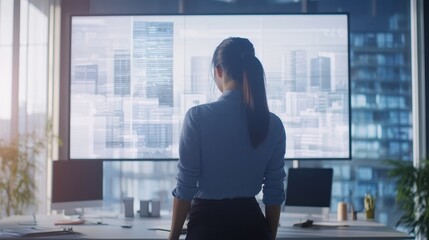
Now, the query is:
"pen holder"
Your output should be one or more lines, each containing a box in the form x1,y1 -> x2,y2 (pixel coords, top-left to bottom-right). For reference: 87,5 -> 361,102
139,199 -> 161,217
123,197 -> 134,218
365,209 -> 375,219
337,202 -> 347,221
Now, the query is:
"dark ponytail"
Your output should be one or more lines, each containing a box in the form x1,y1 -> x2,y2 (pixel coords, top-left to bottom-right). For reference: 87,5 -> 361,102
212,37 -> 270,147
242,55 -> 270,147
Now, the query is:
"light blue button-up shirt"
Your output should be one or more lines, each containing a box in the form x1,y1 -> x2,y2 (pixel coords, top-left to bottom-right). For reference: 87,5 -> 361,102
172,89 -> 286,205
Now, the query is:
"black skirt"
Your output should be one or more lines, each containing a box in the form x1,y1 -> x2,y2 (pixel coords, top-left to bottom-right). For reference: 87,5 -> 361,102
185,197 -> 272,240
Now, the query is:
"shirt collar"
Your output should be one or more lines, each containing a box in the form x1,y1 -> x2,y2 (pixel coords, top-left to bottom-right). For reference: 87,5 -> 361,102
218,89 -> 243,102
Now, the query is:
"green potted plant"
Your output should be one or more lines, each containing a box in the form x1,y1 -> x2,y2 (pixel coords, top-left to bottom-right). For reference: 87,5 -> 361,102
386,159 -> 429,239
0,123 -> 59,217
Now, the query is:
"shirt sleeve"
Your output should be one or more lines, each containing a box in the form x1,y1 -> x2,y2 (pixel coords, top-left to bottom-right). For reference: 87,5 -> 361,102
262,121 -> 286,205
172,107 -> 200,201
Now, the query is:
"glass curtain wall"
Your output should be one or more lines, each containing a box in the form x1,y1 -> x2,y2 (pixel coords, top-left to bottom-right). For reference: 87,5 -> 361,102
1,0 -> 414,224
19,0 -> 56,216
299,0 -> 412,227
0,0 -> 14,218
89,0 -> 413,228
0,0 -> 14,141
0,0 -> 56,216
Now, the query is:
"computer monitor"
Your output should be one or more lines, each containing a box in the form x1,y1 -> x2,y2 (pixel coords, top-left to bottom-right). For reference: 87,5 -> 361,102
284,168 -> 333,221
51,160 -> 103,214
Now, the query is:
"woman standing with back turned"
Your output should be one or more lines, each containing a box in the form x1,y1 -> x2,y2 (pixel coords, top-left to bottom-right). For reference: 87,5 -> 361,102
169,37 -> 286,240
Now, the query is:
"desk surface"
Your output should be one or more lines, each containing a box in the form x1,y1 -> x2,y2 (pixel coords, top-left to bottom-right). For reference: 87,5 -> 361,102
0,213 -> 412,239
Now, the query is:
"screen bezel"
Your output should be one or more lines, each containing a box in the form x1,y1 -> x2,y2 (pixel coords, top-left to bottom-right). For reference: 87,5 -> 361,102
67,13 -> 351,161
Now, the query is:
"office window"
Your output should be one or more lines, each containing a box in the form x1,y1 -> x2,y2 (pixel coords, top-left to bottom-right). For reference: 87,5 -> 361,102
19,0 -> 51,132
300,0 -> 412,227
0,0 -> 13,141
0,0 -> 57,216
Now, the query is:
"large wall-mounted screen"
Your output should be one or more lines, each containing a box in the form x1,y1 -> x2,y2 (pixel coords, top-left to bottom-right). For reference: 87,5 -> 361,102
69,14 -> 350,160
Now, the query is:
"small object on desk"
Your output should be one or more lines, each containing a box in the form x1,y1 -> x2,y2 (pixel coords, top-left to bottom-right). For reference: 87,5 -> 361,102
352,211 -> 357,220
337,202 -> 348,221
293,219 -> 313,228
54,218 -> 86,225
349,202 -> 354,218
140,200 -> 151,217
364,192 -> 375,219
124,197 -> 135,218
139,199 -> 161,217
365,208 -> 375,219
151,199 -> 161,217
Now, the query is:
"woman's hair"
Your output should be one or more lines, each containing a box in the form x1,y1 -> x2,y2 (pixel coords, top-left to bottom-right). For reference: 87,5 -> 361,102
212,37 -> 270,147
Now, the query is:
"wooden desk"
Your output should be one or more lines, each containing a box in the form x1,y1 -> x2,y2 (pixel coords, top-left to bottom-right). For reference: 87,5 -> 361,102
0,213 -> 412,239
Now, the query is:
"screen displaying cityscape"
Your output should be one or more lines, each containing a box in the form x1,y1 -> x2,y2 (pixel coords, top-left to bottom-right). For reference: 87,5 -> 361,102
70,14 -> 350,160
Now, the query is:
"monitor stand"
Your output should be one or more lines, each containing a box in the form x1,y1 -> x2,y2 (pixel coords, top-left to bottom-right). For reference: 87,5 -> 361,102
54,208 -> 87,225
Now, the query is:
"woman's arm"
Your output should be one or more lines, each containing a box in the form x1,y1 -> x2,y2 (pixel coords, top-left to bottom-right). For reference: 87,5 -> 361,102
169,197 -> 191,240
170,108 -> 200,239
263,117 -> 286,239
265,204 -> 281,240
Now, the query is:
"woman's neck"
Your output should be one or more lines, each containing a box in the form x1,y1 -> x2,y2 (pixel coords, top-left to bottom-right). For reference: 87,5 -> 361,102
221,79 -> 239,92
